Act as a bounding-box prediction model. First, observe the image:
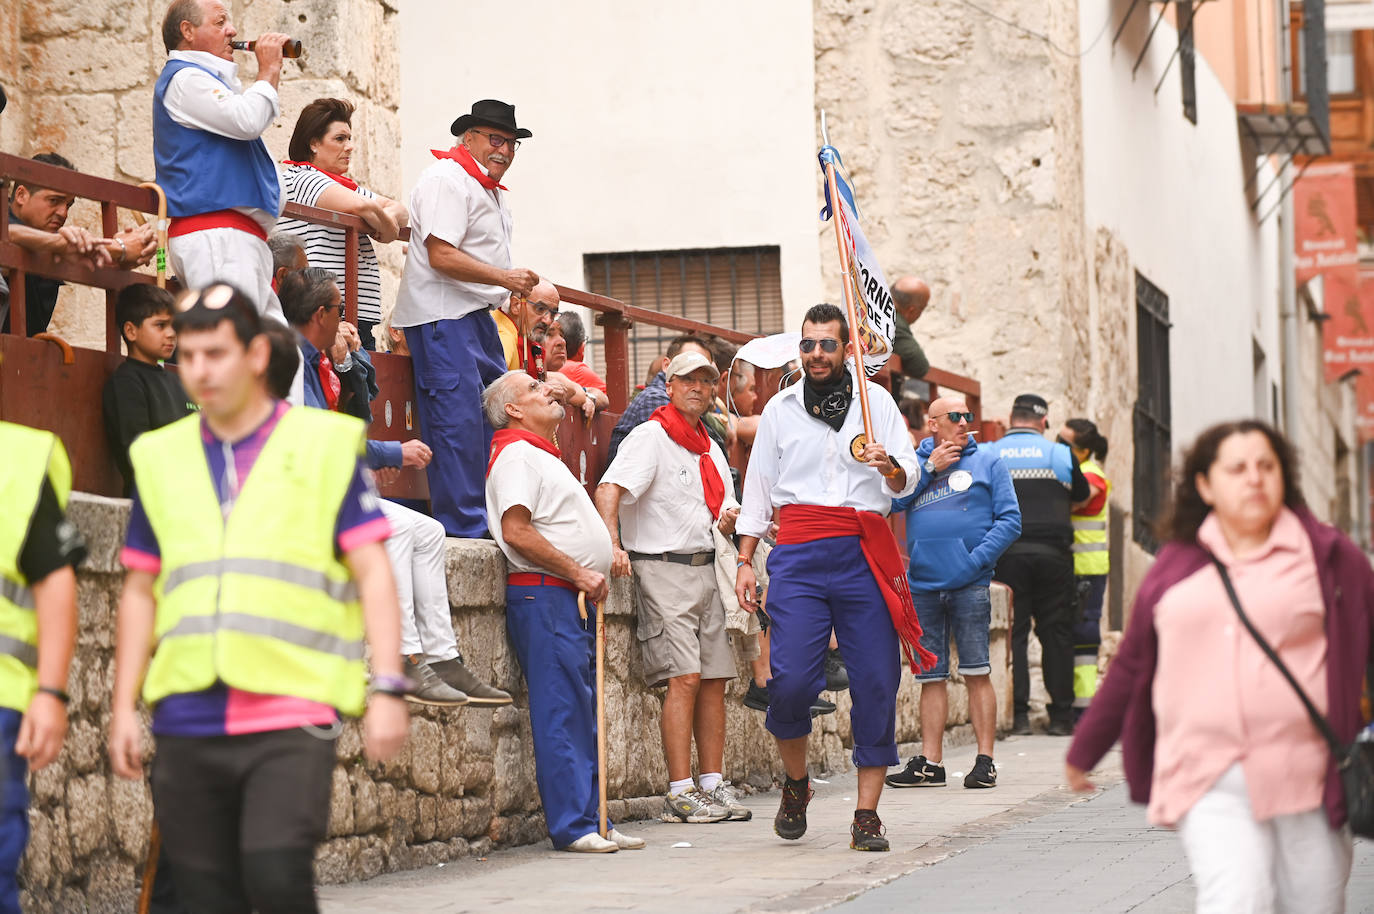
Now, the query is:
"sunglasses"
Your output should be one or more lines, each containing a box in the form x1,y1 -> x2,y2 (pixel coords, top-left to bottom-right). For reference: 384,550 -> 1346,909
935,411 -> 976,424
799,338 -> 842,354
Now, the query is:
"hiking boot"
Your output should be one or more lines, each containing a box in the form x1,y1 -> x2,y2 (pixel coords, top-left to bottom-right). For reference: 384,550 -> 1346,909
885,755 -> 945,788
963,754 -> 997,789
850,809 -> 889,852
429,657 -> 513,706
774,776 -> 813,840
824,649 -> 850,692
1010,711 -> 1032,735
403,662 -> 468,707
742,681 -> 770,711
663,788 -> 729,824
563,832 -> 617,853
708,781 -> 753,821
810,696 -> 837,717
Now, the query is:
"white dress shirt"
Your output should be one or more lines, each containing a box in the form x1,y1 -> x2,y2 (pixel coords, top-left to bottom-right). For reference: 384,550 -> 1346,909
392,159 -> 513,327
737,366 -> 919,539
486,441 -> 612,576
162,50 -> 285,231
600,419 -> 736,553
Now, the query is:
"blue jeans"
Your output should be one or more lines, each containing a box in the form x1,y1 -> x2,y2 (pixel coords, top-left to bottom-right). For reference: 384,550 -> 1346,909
911,583 -> 992,682
0,709 -> 27,914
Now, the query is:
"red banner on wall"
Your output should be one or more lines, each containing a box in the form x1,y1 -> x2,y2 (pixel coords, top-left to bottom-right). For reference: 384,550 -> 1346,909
1294,162 -> 1358,286
1321,269 -> 1374,383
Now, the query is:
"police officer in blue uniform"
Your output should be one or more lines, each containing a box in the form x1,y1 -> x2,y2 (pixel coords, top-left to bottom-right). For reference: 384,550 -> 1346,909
982,394 -> 1089,736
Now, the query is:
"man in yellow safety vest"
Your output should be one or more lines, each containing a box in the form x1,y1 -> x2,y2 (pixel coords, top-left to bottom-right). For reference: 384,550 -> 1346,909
1060,418 -> 1111,719
0,420 -> 81,912
108,283 -> 408,914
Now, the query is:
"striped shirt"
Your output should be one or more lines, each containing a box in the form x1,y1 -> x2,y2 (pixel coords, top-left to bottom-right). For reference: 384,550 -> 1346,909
276,163 -> 383,323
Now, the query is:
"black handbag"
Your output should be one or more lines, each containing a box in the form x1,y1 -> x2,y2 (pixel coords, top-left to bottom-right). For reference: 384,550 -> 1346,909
1211,557 -> 1374,838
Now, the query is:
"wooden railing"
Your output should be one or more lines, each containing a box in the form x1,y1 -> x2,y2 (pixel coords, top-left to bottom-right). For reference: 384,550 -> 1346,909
0,153 -> 985,502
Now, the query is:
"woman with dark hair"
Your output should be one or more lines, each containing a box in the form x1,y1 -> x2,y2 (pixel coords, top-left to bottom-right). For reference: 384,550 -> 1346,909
1059,417 -> 1110,718
1066,420 -> 1371,911
277,97 -> 408,348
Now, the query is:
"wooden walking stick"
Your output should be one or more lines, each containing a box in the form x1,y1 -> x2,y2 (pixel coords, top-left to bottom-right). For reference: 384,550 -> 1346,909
137,822 -> 160,914
578,591 -> 609,838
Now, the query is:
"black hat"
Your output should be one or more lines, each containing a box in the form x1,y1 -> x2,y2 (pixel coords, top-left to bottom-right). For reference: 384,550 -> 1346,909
450,99 -> 532,139
1012,393 -> 1049,417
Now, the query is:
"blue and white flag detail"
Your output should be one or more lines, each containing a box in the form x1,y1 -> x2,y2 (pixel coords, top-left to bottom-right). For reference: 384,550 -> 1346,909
819,144 -> 895,378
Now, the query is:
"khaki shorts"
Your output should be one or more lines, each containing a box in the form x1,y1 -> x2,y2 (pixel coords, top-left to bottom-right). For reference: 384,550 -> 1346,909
631,559 -> 737,688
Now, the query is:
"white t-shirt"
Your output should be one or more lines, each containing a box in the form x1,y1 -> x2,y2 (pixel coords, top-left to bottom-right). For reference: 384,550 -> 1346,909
392,159 -> 512,327
486,440 -> 612,576
738,366 -> 920,540
276,164 -> 383,323
601,419 -> 735,554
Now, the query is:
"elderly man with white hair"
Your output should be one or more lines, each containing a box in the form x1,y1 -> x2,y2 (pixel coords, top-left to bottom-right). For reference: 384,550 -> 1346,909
483,370 -> 644,854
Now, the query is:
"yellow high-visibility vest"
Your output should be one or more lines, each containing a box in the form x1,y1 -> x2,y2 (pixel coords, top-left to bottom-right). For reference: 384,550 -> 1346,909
1072,457 -> 1110,576
130,408 -> 370,715
0,422 -> 72,712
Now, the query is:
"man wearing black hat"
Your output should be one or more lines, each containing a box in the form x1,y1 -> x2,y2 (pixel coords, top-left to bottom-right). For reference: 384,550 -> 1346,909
391,99 -> 541,538
982,394 -> 1089,736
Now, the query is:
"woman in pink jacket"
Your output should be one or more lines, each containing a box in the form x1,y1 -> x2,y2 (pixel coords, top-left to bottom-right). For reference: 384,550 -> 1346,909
1066,420 -> 1372,913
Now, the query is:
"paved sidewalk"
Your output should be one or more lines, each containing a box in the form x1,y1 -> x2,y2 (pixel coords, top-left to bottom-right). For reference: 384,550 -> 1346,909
838,782 -> 1374,913
320,733 -> 1115,913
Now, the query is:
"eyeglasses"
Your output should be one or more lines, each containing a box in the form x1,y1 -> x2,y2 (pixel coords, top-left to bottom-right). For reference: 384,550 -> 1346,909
935,411 -> 976,424
799,338 -> 842,354
530,301 -> 558,319
470,129 -> 520,151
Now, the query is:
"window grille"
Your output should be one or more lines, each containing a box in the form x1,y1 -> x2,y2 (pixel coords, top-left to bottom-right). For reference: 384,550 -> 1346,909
1133,271 -> 1171,553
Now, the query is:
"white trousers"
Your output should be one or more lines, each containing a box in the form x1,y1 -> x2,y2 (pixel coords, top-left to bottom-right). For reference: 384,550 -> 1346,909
169,227 -> 286,326
1178,762 -> 1353,914
380,499 -> 459,663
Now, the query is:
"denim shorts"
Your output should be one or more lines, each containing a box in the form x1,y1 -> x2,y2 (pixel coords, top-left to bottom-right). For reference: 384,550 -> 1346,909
912,583 -> 992,681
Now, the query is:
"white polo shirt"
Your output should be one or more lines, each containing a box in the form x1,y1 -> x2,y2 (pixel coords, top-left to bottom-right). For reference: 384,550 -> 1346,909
392,158 -> 512,327
737,366 -> 919,540
486,440 -> 612,576
601,419 -> 735,554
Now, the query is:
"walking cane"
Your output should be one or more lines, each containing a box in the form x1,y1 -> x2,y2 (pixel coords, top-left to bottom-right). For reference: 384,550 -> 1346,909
129,181 -> 169,288
137,823 -> 160,914
578,591 -> 609,838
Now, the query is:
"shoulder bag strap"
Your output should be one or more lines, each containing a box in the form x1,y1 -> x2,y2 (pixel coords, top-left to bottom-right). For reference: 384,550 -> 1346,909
1209,556 -> 1344,754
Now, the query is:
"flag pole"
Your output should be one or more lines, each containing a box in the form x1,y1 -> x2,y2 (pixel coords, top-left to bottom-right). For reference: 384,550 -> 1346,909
820,112 -> 875,444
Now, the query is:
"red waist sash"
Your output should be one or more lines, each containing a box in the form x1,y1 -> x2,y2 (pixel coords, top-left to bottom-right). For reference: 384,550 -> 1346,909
168,209 -> 269,242
507,572 -> 577,592
777,504 -> 937,673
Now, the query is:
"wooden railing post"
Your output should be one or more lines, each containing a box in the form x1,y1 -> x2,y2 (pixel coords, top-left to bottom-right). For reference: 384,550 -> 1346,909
343,225 -> 359,325
102,200 -> 119,352
596,312 -> 633,413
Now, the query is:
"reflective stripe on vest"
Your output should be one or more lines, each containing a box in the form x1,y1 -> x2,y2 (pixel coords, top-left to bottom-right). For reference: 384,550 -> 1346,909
0,578 -> 34,611
163,558 -> 359,603
160,612 -> 365,662
1072,520 -> 1107,531
0,634 -> 38,669
130,409 -> 369,715
1072,542 -> 1108,553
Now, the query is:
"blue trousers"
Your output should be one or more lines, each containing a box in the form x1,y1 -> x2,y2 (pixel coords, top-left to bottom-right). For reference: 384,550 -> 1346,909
505,582 -> 611,848
764,537 -> 901,768
0,710 -> 28,914
404,313 -> 508,538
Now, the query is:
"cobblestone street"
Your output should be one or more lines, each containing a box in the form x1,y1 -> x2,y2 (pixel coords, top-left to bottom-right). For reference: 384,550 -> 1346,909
316,733 -> 1362,913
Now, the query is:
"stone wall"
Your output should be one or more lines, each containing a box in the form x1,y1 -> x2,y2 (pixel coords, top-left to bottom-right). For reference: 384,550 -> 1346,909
2,0 -> 405,350
18,493 -> 1012,912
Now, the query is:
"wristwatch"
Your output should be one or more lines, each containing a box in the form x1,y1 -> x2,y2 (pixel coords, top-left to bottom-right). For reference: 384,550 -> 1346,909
923,457 -> 936,474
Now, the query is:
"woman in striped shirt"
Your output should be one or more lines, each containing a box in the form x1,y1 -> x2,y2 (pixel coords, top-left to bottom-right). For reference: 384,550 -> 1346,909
277,97 -> 408,349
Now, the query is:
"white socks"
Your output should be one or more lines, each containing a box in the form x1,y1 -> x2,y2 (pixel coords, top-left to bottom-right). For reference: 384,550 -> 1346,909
699,772 -> 722,793
669,778 -> 694,796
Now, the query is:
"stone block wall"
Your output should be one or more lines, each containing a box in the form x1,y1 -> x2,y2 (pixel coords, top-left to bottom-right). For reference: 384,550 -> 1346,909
1,0 -> 404,351
18,493 -> 1010,911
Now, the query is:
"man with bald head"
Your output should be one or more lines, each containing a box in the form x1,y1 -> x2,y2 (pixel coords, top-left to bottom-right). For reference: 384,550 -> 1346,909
887,396 -> 1019,791
888,277 -> 931,392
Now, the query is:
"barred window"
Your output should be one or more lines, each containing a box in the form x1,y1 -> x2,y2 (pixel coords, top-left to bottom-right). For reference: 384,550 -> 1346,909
1133,271 -> 1171,553
584,246 -> 784,385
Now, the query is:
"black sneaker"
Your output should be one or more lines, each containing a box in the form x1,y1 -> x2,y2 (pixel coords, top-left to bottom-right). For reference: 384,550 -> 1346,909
774,776 -> 813,840
824,649 -> 850,692
810,696 -> 837,717
1046,715 -> 1075,737
743,681 -> 769,711
850,809 -> 889,851
963,754 -> 997,789
885,755 -> 945,788
1010,711 -> 1032,735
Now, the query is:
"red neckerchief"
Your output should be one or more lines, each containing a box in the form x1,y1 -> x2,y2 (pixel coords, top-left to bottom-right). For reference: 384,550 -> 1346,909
649,405 -> 724,520
431,145 -> 507,191
776,504 -> 938,674
487,428 -> 560,477
282,160 -> 359,192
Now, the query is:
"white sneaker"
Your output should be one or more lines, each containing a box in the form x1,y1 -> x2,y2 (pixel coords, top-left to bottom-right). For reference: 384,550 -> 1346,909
607,828 -> 645,850
563,832 -> 618,853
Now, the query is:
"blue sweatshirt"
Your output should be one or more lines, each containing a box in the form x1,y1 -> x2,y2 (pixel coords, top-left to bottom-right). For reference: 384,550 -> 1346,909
893,435 -> 1022,593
